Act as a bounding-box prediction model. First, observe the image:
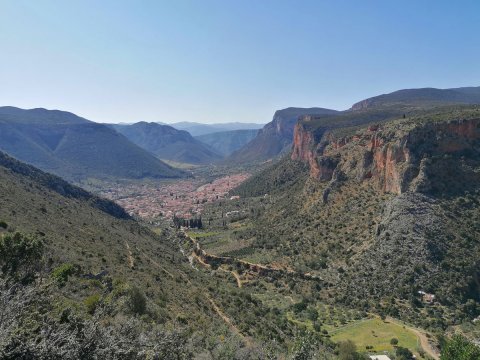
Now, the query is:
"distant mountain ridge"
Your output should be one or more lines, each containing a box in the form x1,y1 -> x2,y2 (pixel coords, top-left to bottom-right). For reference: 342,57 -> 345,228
351,86 -> 480,111
0,107 -> 184,182
169,121 -> 265,136
111,122 -> 222,164
194,129 -> 259,156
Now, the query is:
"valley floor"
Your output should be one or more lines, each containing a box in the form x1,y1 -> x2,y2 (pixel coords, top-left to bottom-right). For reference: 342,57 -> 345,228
95,170 -> 250,220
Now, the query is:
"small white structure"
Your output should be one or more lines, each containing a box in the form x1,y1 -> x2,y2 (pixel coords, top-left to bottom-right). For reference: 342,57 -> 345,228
370,356 -> 392,360
418,290 -> 435,304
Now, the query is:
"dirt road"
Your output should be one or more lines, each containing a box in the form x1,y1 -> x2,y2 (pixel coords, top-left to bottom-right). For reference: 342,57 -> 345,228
387,317 -> 439,359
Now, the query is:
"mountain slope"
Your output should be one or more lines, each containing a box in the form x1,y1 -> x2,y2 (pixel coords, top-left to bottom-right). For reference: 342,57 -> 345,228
231,104 -> 480,329
0,107 -> 183,182
111,122 -> 222,164
0,151 -> 218,357
0,151 -> 314,358
229,107 -> 339,163
194,129 -> 259,156
0,151 -> 129,219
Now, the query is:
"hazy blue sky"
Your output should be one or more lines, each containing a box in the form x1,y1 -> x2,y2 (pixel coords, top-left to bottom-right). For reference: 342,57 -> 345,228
1,1 -> 479,124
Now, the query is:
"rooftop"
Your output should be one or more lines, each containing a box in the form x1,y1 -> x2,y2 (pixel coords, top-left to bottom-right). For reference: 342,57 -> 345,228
369,356 -> 392,360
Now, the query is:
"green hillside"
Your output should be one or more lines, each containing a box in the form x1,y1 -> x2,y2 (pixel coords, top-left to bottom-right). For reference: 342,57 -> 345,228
0,107 -> 184,182
0,151 -> 215,356
0,151 -> 341,358
112,122 -> 223,164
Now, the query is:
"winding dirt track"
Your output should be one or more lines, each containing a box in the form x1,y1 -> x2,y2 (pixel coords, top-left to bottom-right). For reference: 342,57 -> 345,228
411,327 -> 439,360
387,317 -> 439,360
217,267 -> 243,288
124,240 -> 134,269
140,249 -> 175,279
205,295 -> 249,344
183,230 -> 322,286
135,236 -> 248,343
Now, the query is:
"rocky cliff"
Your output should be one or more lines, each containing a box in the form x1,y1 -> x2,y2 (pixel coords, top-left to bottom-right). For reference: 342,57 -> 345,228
229,107 -> 338,163
292,112 -> 480,195
231,106 -> 480,321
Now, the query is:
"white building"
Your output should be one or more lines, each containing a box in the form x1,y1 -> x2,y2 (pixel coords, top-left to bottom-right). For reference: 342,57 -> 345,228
369,356 -> 392,360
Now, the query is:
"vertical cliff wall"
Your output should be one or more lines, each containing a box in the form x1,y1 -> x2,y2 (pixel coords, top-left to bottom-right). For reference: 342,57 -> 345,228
292,118 -> 480,194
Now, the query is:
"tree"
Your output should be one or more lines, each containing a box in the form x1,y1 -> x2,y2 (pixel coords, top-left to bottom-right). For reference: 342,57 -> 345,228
127,286 -> 147,315
338,340 -> 360,360
390,338 -> 399,346
0,232 -> 43,283
307,307 -> 319,321
290,331 -> 319,360
396,346 -> 414,360
441,335 -> 480,360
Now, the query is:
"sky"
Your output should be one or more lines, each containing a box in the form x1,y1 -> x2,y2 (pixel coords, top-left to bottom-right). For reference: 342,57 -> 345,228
1,1 -> 479,124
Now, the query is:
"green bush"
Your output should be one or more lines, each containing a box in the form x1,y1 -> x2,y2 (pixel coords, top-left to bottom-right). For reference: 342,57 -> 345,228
441,335 -> 480,360
0,232 -> 43,282
52,263 -> 76,285
0,220 -> 7,229
127,285 -> 147,315
396,346 -> 414,360
338,340 -> 361,360
84,294 -> 101,315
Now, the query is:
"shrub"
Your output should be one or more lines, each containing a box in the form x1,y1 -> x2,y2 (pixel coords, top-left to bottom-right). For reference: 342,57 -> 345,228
290,331 -> 320,360
127,285 -> 147,315
52,263 -> 76,285
0,220 -> 7,229
338,340 -> 361,360
440,335 -> 480,360
293,299 -> 308,313
307,307 -> 319,321
390,338 -> 399,346
84,294 -> 101,314
0,232 -> 43,282
396,346 -> 414,360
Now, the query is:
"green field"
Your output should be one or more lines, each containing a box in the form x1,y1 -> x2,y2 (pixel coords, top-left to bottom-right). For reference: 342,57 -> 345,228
188,231 -> 220,239
331,317 -> 420,355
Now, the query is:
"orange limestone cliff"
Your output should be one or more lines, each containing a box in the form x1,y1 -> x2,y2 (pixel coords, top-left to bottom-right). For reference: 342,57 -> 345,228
292,117 -> 480,194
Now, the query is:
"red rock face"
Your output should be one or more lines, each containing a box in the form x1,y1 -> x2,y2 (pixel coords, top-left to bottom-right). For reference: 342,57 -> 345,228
291,123 -> 313,161
371,139 -> 409,193
292,118 -> 480,194
291,123 -> 322,177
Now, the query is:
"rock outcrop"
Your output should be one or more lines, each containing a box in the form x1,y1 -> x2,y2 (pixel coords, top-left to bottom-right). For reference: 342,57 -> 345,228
292,117 -> 480,194
229,107 -> 338,163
